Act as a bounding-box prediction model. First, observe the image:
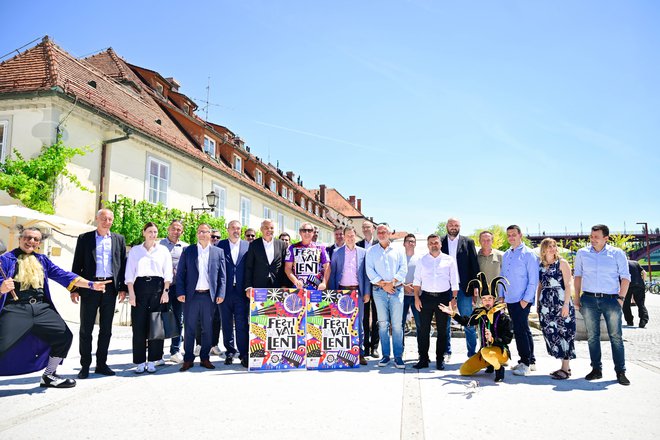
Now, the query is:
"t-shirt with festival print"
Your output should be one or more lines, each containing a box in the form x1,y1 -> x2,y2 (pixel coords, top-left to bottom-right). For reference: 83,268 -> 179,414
285,242 -> 329,288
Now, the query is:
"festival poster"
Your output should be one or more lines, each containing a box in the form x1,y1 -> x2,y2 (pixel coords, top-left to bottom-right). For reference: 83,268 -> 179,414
249,288 -> 307,371
305,289 -> 360,370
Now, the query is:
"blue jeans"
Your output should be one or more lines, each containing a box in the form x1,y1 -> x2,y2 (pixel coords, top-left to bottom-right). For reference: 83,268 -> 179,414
372,286 -> 404,358
446,289 -> 477,357
402,295 -> 421,346
168,284 -> 184,355
508,301 -> 535,366
580,295 -> 626,372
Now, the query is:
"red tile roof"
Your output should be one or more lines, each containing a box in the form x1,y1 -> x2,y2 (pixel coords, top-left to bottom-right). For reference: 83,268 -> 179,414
0,37 -> 333,227
315,187 -> 363,218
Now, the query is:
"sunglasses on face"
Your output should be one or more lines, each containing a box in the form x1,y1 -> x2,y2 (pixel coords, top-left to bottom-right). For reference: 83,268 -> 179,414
22,236 -> 41,242
211,235 -> 221,239
245,234 -> 255,238
300,229 -> 314,233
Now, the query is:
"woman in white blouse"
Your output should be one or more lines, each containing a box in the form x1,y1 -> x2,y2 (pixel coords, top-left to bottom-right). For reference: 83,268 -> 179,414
125,222 -> 173,373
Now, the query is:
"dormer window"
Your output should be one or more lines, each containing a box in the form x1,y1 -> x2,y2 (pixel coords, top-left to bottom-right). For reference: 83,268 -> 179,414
314,206 -> 319,216
155,82 -> 164,96
234,155 -> 242,173
300,198 -> 306,210
288,190 -> 293,202
270,179 -> 277,192
203,136 -> 216,156
255,169 -> 263,185
183,103 -> 190,115
282,187 -> 288,199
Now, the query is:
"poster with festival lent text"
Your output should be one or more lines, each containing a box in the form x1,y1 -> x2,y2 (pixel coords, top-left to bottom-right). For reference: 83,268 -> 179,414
249,288 -> 307,371
306,289 -> 360,370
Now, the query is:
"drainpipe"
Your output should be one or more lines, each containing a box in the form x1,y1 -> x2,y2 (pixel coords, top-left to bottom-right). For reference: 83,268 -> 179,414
98,128 -> 131,210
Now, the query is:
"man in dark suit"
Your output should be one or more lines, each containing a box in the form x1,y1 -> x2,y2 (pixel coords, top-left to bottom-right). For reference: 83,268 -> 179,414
245,219 -> 287,292
217,220 -> 249,367
356,220 -> 379,357
176,223 -> 226,371
329,226 -> 370,365
71,208 -> 127,378
441,217 -> 479,360
326,227 -> 345,261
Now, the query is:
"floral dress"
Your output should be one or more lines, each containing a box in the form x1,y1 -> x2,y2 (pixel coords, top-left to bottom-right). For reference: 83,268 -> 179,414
539,260 -> 576,360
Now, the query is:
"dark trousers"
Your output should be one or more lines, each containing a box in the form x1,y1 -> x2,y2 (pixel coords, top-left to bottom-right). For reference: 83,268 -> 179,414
185,293 -> 215,362
508,301 -> 535,366
220,290 -> 249,358
196,305 -> 221,347
623,285 -> 649,325
0,302 -> 73,358
131,277 -> 164,364
362,298 -> 380,352
79,282 -> 117,367
417,291 -> 451,363
168,284 -> 184,354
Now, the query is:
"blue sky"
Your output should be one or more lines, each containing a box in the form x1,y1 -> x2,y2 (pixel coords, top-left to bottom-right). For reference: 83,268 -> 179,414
2,0 -> 658,236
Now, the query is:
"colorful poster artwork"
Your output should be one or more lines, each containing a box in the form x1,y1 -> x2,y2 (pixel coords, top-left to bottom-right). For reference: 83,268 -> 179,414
249,288 -> 307,371
306,289 -> 360,370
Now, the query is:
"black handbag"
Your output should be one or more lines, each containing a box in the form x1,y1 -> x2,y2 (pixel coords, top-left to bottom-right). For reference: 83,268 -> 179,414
149,304 -> 180,340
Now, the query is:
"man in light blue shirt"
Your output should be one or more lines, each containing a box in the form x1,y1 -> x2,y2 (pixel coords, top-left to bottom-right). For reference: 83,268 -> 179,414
574,224 -> 631,385
500,225 -> 539,376
365,223 -> 407,369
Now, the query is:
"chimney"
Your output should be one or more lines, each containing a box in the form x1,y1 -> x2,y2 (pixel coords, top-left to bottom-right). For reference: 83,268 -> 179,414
286,171 -> 295,181
348,195 -> 356,208
166,77 -> 180,92
319,185 -> 326,204
357,198 -> 362,212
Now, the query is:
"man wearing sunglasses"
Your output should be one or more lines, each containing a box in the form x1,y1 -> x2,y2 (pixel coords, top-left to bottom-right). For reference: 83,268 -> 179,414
284,223 -> 330,290
244,228 -> 256,243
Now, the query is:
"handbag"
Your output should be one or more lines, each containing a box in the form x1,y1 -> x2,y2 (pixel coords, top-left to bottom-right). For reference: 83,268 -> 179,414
149,304 -> 180,340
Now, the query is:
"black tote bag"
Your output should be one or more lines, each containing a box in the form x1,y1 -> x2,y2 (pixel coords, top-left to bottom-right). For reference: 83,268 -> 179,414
149,304 -> 180,340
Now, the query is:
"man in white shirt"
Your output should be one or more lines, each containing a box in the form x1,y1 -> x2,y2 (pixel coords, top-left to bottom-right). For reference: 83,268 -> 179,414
413,234 -> 459,370
176,224 -> 226,371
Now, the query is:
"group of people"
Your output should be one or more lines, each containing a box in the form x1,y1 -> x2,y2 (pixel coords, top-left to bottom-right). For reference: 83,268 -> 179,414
0,209 -> 641,388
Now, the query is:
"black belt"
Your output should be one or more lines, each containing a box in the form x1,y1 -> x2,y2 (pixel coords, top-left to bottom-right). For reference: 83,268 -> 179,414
195,289 -> 210,293
339,285 -> 359,290
582,292 -> 617,298
13,296 -> 45,304
94,277 -> 113,281
422,289 -> 451,297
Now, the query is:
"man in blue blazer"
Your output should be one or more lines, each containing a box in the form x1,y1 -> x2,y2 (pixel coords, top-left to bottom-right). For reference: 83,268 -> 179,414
329,226 -> 370,365
176,223 -> 226,371
217,220 -> 250,367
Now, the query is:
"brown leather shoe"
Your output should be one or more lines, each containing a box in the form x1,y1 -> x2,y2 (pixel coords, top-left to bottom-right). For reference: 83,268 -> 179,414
200,359 -> 216,369
359,356 -> 368,366
179,361 -> 194,372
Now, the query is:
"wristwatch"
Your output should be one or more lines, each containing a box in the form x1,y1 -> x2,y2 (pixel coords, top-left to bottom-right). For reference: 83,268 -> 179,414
88,281 -> 94,289
617,296 -> 625,300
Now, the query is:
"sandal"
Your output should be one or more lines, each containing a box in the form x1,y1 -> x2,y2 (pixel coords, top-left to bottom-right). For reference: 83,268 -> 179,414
550,369 -> 570,380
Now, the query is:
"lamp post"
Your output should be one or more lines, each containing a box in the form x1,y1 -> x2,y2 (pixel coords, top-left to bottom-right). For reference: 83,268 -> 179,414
636,222 -> 651,283
191,190 -> 219,213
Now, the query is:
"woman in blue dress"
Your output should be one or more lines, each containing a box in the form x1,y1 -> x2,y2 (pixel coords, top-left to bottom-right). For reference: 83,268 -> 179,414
536,238 -> 576,379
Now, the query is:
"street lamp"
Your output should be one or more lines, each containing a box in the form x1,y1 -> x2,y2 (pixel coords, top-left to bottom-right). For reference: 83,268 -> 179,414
191,190 -> 219,213
636,222 -> 651,283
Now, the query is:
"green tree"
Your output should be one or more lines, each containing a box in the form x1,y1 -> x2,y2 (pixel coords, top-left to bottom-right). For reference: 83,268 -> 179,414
0,134 -> 91,214
435,221 -> 447,237
468,224 -> 532,252
106,195 -> 227,246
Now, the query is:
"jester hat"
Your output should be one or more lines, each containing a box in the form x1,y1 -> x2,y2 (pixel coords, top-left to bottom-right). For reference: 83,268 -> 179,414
466,272 -> 509,299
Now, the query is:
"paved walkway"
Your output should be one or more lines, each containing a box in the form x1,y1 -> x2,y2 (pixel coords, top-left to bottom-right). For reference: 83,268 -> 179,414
2,294 -> 660,439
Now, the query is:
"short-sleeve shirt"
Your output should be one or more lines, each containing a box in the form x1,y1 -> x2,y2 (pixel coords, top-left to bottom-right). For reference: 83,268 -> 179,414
285,242 -> 329,288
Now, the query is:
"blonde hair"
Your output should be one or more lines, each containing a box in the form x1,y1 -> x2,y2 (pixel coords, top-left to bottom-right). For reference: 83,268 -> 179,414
540,238 -> 558,268
15,254 -> 45,290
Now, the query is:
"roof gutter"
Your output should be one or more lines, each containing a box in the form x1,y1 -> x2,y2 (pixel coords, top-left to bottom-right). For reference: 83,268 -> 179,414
98,127 -> 132,210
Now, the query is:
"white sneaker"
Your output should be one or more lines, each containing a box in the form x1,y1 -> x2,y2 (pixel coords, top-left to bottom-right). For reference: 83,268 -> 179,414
511,362 -> 523,371
170,352 -> 184,364
512,364 -> 530,376
444,354 -> 451,364
530,363 -> 537,371
193,345 -> 201,356
135,362 -> 146,374
210,346 -> 221,356
146,361 -> 156,373
154,357 -> 165,366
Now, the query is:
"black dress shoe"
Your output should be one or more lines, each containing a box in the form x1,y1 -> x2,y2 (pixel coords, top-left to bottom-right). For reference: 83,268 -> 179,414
77,367 -> 89,379
95,364 -> 116,376
200,359 -> 216,369
41,373 -> 76,388
179,361 -> 194,372
225,355 -> 234,365
371,348 -> 380,358
485,365 -> 494,374
359,356 -> 368,366
626,321 -> 634,326
436,361 -> 445,371
495,367 -> 505,382
617,372 -> 631,386
639,320 -> 648,329
585,369 -> 603,380
412,360 -> 429,369
240,357 -> 248,368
